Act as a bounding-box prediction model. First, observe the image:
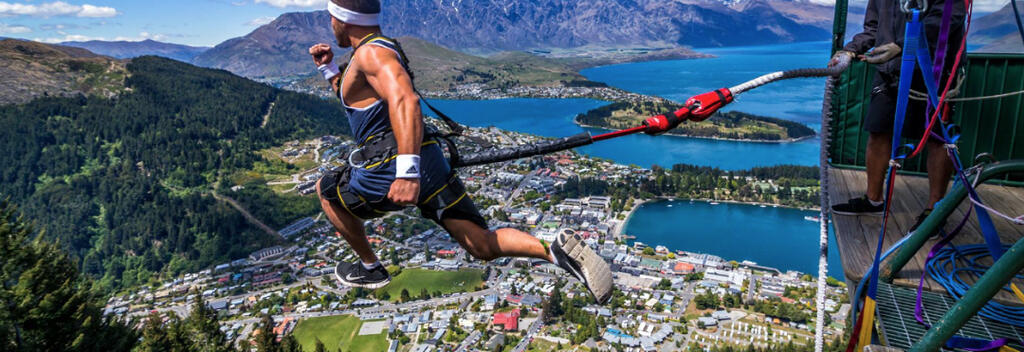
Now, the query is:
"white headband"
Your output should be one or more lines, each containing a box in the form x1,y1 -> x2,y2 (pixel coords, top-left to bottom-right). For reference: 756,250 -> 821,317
327,2 -> 379,26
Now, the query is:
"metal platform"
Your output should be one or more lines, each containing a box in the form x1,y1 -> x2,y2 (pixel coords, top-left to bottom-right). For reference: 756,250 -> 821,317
875,282 -> 1024,351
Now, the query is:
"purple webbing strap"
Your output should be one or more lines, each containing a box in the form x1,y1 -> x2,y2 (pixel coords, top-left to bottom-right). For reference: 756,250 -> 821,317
932,0 -> 955,88
914,207 -> 971,326
926,0 -> 956,125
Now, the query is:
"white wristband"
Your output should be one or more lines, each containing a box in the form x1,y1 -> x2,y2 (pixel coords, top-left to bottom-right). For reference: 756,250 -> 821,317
317,62 -> 340,81
395,154 -> 421,179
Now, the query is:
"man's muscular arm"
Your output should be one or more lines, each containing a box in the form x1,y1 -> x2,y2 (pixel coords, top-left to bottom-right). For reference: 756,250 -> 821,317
309,43 -> 342,96
359,45 -> 423,204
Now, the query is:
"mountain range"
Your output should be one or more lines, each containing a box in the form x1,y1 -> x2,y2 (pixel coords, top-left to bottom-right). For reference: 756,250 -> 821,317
60,39 -> 209,62
969,3 -> 1024,52
191,0 -> 834,79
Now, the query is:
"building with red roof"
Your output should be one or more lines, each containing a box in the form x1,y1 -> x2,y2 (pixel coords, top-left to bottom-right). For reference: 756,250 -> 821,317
492,310 -> 520,331
673,262 -> 695,275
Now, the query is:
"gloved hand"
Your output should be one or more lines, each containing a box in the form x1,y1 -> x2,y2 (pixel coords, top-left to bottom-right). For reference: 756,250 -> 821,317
829,50 -> 855,67
862,43 -> 901,64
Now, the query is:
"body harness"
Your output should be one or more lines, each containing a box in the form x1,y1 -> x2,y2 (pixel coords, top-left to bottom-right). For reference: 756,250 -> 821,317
324,33 -> 472,221
845,0 -> 1024,350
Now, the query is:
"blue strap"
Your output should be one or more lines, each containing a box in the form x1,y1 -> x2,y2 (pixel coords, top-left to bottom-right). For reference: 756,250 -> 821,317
891,12 -> 923,158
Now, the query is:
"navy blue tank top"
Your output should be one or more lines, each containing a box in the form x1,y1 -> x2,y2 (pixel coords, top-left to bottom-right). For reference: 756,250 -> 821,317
340,37 -> 450,200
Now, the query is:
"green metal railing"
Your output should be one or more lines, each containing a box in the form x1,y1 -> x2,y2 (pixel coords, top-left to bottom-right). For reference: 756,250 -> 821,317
827,54 -> 1024,184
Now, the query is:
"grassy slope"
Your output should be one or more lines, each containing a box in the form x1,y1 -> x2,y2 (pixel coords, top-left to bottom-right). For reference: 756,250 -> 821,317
375,268 -> 484,302
292,315 -> 389,352
0,39 -> 128,105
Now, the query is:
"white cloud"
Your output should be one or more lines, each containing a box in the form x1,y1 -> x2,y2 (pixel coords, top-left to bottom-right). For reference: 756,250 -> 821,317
253,0 -> 321,8
36,31 -> 168,43
78,4 -> 116,17
36,33 -> 101,42
0,1 -> 117,18
245,16 -> 275,26
0,22 -> 30,34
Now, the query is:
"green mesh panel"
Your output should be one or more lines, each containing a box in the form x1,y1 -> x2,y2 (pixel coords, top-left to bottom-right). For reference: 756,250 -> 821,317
828,54 -> 1024,183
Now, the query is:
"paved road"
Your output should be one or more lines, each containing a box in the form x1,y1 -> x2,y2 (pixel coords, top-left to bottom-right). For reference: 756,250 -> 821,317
504,169 -> 538,209
512,318 -> 543,352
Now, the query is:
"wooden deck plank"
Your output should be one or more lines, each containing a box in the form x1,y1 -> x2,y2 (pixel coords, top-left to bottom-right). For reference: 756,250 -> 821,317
828,168 -> 876,282
829,168 -> 1024,305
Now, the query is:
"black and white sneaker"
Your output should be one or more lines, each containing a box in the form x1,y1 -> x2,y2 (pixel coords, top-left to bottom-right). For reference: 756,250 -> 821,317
334,261 -> 391,289
551,229 -> 613,305
831,195 -> 885,216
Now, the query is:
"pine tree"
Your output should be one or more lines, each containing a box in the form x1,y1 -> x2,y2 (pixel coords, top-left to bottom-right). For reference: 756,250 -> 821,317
138,312 -> 174,352
314,337 -> 327,352
280,334 -> 302,352
0,199 -> 137,352
184,293 -> 233,352
254,314 -> 280,352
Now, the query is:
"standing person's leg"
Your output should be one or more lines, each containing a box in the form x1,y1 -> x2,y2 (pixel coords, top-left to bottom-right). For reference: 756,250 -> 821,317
832,75 -> 894,216
866,131 -> 893,202
926,139 -> 954,205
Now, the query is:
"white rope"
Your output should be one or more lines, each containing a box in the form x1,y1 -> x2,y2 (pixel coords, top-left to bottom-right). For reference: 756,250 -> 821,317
729,72 -> 784,95
969,171 -> 1024,225
909,88 -> 1024,102
813,74 -> 837,352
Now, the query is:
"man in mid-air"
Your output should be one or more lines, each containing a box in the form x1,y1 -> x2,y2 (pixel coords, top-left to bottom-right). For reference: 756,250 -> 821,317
308,0 -> 612,304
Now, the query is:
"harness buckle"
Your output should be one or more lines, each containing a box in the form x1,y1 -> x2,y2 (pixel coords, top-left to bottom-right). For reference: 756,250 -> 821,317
348,147 -> 369,168
889,159 -> 903,169
900,0 -> 927,14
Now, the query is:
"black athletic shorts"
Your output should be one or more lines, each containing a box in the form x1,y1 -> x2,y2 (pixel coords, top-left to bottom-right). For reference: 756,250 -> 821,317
864,72 -> 950,140
318,164 -> 489,230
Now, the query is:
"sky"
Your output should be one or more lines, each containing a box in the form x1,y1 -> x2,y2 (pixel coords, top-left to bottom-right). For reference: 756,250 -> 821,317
0,0 -> 1016,47
0,0 -> 327,47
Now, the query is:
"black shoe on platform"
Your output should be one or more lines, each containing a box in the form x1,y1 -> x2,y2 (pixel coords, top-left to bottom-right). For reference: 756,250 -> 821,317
831,195 -> 885,216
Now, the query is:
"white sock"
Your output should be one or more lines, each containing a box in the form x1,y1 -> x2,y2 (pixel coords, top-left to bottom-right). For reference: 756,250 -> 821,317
869,198 -> 884,207
361,261 -> 381,270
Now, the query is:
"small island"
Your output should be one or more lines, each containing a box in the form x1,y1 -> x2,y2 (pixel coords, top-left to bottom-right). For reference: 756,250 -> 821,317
576,100 -> 817,142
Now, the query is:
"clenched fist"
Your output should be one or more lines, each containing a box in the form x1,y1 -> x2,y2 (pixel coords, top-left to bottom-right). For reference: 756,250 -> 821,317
309,43 -> 334,66
388,178 -> 420,205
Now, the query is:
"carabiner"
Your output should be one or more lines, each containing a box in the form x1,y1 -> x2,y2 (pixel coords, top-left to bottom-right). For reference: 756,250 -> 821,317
347,147 -> 369,168
901,0 -> 928,14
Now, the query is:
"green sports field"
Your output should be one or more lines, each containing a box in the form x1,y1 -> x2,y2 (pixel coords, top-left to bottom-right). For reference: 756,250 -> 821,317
291,315 -> 389,352
375,268 -> 484,302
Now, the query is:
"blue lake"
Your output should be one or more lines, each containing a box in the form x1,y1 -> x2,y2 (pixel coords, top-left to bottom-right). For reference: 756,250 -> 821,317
427,42 -> 833,170
624,200 -> 844,279
427,41 -> 844,277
